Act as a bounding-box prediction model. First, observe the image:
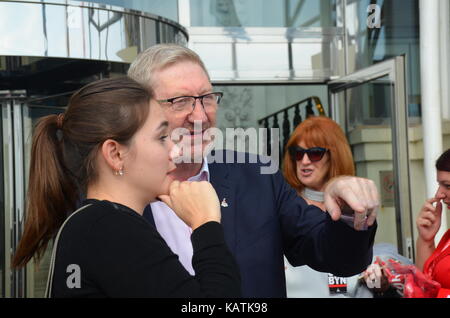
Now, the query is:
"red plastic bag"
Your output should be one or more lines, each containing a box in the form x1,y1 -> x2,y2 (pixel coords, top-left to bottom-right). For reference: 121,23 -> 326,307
437,288 -> 450,298
378,258 -> 441,298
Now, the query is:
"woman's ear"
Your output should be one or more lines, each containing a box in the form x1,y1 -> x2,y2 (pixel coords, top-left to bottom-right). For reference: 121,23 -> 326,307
101,139 -> 125,172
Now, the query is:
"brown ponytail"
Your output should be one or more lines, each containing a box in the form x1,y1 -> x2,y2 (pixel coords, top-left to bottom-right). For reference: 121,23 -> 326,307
12,115 -> 78,268
12,77 -> 152,268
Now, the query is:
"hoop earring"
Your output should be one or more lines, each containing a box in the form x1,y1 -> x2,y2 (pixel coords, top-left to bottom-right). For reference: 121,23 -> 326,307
115,168 -> 124,176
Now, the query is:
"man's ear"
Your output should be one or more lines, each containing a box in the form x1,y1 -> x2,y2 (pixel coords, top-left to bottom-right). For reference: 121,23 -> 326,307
101,139 -> 125,172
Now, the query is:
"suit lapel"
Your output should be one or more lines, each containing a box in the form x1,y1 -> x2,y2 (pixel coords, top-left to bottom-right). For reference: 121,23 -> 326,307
208,159 -> 237,252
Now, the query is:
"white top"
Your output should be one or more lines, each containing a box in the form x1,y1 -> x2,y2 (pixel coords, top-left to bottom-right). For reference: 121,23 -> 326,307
151,158 -> 210,276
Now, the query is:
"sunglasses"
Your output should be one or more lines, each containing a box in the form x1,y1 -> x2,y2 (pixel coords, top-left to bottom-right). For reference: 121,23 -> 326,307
289,146 -> 329,162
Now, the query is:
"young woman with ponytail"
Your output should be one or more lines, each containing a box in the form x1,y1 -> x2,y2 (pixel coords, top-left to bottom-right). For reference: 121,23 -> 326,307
11,77 -> 240,297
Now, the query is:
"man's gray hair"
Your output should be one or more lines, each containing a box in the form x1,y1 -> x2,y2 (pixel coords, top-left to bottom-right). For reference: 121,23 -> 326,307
127,44 -> 210,89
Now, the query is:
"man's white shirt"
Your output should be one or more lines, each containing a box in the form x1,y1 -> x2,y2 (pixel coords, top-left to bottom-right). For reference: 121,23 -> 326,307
151,158 -> 210,275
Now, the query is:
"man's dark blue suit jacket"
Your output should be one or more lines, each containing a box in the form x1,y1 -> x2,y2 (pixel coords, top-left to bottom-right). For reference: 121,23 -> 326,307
143,151 -> 376,298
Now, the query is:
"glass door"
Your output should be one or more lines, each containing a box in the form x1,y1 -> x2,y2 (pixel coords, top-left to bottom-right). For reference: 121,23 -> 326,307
1,90 -> 27,298
0,92 -> 6,298
22,101 -> 66,298
328,56 -> 414,260
1,90 -> 66,298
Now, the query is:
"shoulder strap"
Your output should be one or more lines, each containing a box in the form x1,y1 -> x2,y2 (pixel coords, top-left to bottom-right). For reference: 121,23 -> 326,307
45,204 -> 92,298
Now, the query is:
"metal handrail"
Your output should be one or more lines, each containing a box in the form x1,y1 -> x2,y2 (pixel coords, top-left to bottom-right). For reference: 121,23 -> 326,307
257,96 -> 325,125
257,96 -> 326,160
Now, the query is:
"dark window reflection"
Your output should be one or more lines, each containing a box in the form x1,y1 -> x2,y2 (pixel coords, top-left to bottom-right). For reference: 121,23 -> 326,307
0,57 -> 129,103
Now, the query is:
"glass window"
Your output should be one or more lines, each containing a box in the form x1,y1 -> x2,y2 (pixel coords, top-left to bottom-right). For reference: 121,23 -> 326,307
235,43 -> 289,77
345,0 -> 420,118
0,2 -> 46,55
190,0 -> 337,27
212,84 -> 328,154
71,0 -> 179,22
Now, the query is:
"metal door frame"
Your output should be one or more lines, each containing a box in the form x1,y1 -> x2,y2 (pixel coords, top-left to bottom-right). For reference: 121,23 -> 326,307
328,56 -> 414,259
1,90 -> 27,297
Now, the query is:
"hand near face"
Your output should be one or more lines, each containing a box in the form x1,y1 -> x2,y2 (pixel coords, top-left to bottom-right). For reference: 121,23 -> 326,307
416,194 -> 444,243
324,176 -> 379,230
158,181 -> 221,230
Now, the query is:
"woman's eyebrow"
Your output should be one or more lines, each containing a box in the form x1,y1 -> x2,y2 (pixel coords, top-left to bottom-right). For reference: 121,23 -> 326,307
156,121 -> 169,131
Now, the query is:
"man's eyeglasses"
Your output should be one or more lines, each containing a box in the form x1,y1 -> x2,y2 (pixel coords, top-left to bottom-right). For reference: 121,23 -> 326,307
289,146 -> 329,162
157,92 -> 223,114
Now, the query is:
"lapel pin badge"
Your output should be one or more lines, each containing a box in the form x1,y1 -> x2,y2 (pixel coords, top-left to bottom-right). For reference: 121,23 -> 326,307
221,198 -> 228,208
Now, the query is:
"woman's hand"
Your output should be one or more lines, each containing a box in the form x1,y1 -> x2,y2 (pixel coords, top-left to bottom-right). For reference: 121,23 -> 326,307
158,181 -> 221,230
416,194 -> 445,243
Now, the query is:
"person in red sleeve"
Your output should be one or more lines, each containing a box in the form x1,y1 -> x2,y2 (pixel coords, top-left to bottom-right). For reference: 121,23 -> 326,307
416,148 -> 450,298
364,149 -> 450,298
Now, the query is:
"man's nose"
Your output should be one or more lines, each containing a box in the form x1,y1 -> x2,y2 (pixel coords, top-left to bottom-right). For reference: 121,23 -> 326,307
188,99 -> 208,123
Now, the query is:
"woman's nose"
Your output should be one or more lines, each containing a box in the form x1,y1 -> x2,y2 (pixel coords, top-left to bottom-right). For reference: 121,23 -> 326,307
435,185 -> 447,199
169,140 -> 182,162
301,152 -> 312,164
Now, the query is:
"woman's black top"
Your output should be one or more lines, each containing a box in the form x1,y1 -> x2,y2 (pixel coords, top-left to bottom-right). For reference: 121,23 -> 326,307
51,199 -> 241,297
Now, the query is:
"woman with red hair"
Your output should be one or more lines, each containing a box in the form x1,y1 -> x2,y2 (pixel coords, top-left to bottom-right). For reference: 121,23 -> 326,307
283,116 -> 355,209
282,116 -> 357,297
